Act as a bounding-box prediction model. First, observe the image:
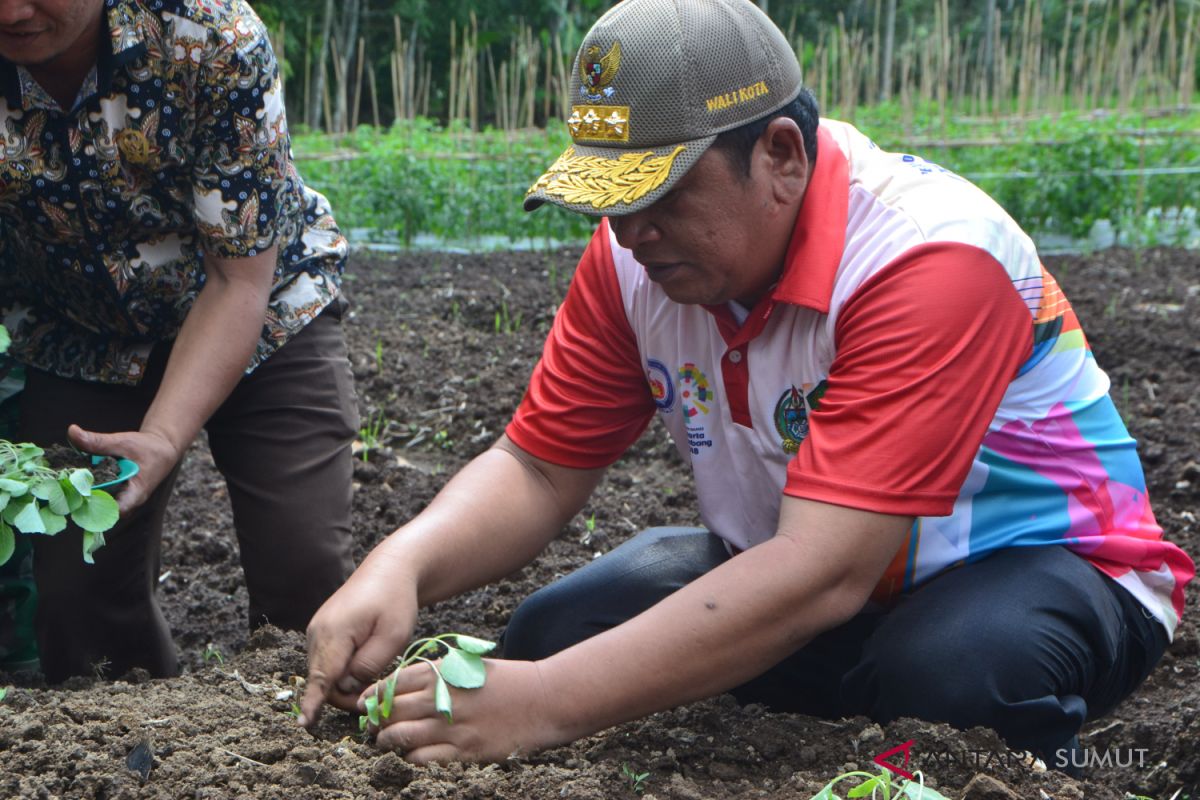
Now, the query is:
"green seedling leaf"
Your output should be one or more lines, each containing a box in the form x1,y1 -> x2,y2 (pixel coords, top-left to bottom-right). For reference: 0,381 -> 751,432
433,674 -> 453,722
451,635 -> 496,655
82,529 -> 106,564
0,478 -> 28,496
38,507 -> 67,535
33,478 -> 69,515
71,490 -> 118,532
364,693 -> 381,726
0,492 -> 10,513
848,776 -> 884,798
60,480 -> 84,513
0,325 -> 10,352
438,646 -> 486,689
899,778 -> 950,800
380,672 -> 397,719
0,687 -> 7,702
0,520 -> 13,566
68,469 -> 94,497
10,498 -> 45,534
359,714 -> 369,732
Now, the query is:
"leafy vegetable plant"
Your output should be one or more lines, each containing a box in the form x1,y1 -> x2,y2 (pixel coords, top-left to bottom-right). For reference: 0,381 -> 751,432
0,441 -> 119,567
809,767 -> 950,800
360,633 -> 496,733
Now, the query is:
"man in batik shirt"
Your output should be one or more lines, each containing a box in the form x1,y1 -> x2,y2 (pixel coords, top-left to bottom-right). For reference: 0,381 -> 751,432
0,0 -> 357,680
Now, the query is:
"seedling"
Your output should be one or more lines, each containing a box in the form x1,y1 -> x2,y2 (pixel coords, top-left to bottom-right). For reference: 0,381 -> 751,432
808,766 -> 950,800
585,513 -> 597,533
493,299 -> 522,335
285,702 -> 302,720
358,411 -> 389,462
0,687 -> 7,702
374,338 -> 385,375
432,429 -> 454,451
620,763 -> 650,795
202,643 -> 224,665
359,633 -> 495,733
0,440 -> 119,567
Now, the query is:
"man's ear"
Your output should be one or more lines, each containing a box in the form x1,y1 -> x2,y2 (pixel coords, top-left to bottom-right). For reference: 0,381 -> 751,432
756,117 -> 809,205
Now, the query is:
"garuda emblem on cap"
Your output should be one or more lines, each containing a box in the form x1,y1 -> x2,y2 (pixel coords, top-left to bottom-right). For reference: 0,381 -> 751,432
579,41 -> 621,101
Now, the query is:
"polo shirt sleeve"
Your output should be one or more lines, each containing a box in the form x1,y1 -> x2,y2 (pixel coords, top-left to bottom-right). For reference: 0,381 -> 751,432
190,7 -> 290,259
784,242 -> 1034,516
505,222 -> 656,468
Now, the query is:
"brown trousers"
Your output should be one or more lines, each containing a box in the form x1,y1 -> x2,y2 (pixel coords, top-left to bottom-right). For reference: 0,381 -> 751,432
18,301 -> 358,682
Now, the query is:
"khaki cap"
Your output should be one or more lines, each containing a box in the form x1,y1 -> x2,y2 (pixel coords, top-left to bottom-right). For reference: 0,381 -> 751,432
524,0 -> 803,217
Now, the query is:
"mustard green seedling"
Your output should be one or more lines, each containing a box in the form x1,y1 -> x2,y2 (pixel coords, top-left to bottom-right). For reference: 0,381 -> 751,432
810,766 -> 950,800
0,441 -> 119,566
360,633 -> 496,732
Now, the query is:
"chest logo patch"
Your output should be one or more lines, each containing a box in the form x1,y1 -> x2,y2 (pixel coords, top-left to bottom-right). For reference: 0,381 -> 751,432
774,381 -> 827,454
646,358 -> 675,411
678,362 -> 714,456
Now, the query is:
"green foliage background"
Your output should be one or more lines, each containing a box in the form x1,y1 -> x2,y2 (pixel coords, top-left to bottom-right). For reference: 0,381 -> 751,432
292,107 -> 1200,247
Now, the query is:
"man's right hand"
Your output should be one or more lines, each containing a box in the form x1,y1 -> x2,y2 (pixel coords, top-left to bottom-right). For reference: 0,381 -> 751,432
298,560 -> 418,728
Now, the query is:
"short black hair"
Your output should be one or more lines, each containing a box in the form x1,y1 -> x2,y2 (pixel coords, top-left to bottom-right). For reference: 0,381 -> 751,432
710,87 -> 819,176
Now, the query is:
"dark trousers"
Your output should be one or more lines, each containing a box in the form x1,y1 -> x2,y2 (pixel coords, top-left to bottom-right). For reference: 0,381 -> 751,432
502,527 -> 1168,757
17,302 -> 358,682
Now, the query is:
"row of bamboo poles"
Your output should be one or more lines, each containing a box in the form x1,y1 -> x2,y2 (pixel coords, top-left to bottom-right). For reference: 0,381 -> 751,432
276,0 -> 1199,135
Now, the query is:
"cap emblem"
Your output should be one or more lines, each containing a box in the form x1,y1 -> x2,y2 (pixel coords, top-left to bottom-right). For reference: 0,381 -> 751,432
526,145 -> 686,210
567,105 -> 630,143
579,41 -> 621,101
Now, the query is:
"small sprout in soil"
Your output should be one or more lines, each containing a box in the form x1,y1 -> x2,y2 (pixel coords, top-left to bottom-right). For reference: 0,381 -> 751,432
92,656 -> 112,680
202,643 -> 224,665
0,687 -> 7,702
808,766 -> 950,800
358,411 -> 389,462
285,702 -> 302,720
0,440 -> 120,567
585,513 -> 597,533
359,633 -> 495,733
621,763 -> 650,795
493,299 -> 522,335
373,337 -> 385,375
432,429 -> 454,451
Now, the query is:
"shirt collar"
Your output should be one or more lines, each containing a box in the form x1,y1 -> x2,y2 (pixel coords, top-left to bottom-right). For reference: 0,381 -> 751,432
0,0 -> 148,104
770,124 -> 850,314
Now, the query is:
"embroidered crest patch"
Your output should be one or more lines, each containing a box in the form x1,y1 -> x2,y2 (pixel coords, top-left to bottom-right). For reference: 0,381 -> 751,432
773,381 -> 827,453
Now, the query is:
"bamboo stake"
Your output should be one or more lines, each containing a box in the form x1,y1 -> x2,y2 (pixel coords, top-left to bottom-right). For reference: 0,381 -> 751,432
351,36 -> 365,130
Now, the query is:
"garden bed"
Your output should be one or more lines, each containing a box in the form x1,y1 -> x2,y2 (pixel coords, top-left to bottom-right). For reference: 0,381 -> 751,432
1,246 -> 1196,799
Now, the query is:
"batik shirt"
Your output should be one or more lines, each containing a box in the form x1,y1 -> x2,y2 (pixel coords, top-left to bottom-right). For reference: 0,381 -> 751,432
507,120 -> 1194,639
0,0 -> 346,384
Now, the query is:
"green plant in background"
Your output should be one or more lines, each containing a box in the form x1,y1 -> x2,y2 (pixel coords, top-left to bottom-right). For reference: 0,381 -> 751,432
359,633 -> 496,732
493,299 -> 522,335
358,410 -> 389,462
374,338 -> 385,375
202,643 -> 224,665
585,513 -> 596,534
292,109 -> 1200,250
620,763 -> 651,795
808,766 -> 950,800
0,442 -> 119,567
432,429 -> 454,451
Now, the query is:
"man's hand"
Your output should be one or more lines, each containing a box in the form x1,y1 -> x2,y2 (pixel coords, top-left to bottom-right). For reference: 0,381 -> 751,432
298,561 -> 419,728
363,658 -> 562,763
67,424 -> 181,515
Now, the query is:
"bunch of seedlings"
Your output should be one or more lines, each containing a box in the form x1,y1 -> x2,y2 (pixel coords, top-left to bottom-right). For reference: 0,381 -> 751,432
0,328 -> 120,565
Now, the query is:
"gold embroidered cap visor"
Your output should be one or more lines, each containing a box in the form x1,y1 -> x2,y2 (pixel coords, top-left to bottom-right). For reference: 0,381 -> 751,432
523,135 -> 714,217
522,0 -> 804,218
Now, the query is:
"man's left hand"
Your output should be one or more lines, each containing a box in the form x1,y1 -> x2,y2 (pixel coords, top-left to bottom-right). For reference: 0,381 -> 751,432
67,424 -> 181,515
363,658 -> 563,764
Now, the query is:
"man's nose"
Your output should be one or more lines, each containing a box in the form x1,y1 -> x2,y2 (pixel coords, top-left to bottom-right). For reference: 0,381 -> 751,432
609,209 -> 660,250
0,1 -> 36,25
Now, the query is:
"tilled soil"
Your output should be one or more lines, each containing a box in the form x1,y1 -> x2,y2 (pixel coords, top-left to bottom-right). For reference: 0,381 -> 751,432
1,246 -> 1197,800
